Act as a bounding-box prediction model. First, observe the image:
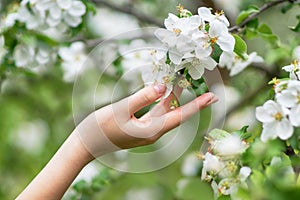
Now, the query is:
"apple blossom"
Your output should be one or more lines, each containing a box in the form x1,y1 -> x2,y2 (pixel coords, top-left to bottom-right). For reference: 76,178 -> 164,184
219,52 -> 264,76
276,80 -> 300,126
58,42 -> 88,82
282,59 -> 300,80
212,134 -> 248,157
256,100 -> 293,142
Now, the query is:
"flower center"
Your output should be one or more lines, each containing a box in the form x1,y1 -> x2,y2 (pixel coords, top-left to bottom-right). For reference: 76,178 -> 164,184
274,112 -> 283,121
211,37 -> 218,45
292,59 -> 299,67
173,28 -> 182,35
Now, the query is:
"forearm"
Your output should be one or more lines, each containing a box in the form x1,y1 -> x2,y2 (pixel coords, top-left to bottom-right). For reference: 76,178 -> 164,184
16,131 -> 94,200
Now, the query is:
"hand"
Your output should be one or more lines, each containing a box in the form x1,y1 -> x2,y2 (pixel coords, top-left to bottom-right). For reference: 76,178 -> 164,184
16,84 -> 218,200
75,84 -> 218,157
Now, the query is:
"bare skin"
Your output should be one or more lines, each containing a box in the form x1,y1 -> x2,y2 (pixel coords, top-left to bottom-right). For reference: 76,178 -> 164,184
16,84 -> 218,200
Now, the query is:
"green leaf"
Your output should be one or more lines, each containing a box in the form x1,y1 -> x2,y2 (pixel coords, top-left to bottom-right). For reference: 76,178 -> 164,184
211,43 -> 222,63
236,6 -> 259,25
289,15 -> 300,32
258,23 -> 272,34
233,34 -> 247,59
217,195 -> 231,200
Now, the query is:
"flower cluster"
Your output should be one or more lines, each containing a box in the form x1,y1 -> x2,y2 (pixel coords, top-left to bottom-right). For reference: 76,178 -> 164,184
13,43 -> 57,72
200,129 -> 250,199
256,59 -> 300,142
4,0 -> 86,31
155,7 -> 234,80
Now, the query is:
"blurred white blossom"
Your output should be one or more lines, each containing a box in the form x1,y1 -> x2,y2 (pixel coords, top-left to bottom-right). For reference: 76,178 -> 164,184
276,80 -> 300,126
283,59 -> 300,80
58,41 -> 88,82
256,100 -> 293,142
14,44 -> 57,72
219,52 -> 264,76
212,134 -> 247,157
12,120 -> 49,154
181,153 -> 201,176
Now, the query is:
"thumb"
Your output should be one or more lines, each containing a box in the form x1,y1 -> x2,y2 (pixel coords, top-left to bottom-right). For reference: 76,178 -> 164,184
127,84 -> 166,114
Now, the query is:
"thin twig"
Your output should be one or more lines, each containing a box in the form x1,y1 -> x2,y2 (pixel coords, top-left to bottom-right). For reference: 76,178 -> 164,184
229,0 -> 294,33
91,0 -> 163,27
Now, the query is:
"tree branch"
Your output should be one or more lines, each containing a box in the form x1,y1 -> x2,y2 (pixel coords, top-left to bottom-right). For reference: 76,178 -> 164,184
91,0 -> 163,27
229,0 -> 297,33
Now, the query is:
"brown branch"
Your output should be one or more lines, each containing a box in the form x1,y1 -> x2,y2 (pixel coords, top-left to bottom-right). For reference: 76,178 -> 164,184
91,0 -> 163,27
229,0 -> 297,33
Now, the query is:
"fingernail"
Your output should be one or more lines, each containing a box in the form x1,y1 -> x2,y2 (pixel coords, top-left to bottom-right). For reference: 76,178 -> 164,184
206,92 -> 218,104
153,84 -> 166,95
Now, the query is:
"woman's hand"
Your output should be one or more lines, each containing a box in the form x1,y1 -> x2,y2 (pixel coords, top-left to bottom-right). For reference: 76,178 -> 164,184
76,84 -> 218,157
16,84 -> 218,200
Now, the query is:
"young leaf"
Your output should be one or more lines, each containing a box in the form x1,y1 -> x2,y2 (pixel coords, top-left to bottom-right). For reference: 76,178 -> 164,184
233,34 -> 247,59
236,6 -> 259,25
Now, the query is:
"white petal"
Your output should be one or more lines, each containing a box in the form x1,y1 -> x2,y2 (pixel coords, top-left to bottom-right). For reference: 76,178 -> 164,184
218,33 -> 235,52
239,167 -> 251,181
198,7 -> 213,22
276,91 -> 297,108
164,13 -> 178,30
260,122 -> 277,142
219,52 -> 234,69
63,13 -> 82,27
256,106 -> 273,123
277,119 -> 293,140
195,44 -> 212,59
57,0 -> 72,10
188,64 -> 204,80
49,5 -> 62,19
169,51 -> 182,65
289,105 -> 300,126
201,57 -> 217,70
68,1 -> 86,17
209,20 -> 227,38
46,15 -> 61,27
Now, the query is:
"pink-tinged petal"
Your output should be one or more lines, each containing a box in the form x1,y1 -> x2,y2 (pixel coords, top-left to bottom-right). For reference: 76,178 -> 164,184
277,119 -> 293,140
261,122 -> 277,142
188,64 -> 204,80
68,1 -> 86,17
289,105 -> 300,126
218,33 -> 235,52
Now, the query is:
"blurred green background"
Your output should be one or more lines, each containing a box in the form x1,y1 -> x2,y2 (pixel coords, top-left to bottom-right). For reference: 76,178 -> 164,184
0,0 -> 300,199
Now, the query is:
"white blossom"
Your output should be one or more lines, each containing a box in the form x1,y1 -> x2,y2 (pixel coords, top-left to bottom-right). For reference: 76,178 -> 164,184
58,41 -> 88,82
201,152 -> 225,181
276,80 -> 300,126
282,59 -> 300,80
212,134 -> 248,157
219,52 -> 264,76
176,53 -> 217,80
142,49 -> 176,98
12,120 -> 49,154
181,153 -> 201,176
256,100 -> 293,142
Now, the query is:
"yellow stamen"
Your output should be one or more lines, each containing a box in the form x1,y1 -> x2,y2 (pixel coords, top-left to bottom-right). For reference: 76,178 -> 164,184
176,4 -> 184,13
211,37 -> 218,45
274,112 -> 283,121
173,28 -> 182,35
